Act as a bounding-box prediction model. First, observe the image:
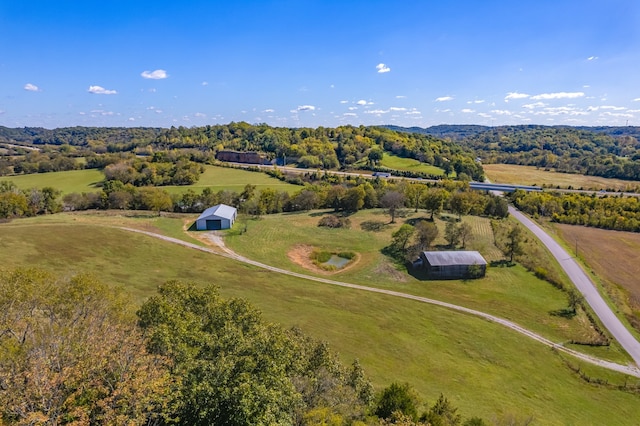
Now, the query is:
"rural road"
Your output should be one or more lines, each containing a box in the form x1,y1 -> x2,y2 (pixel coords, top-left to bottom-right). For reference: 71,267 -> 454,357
120,226 -> 640,378
509,206 -> 640,367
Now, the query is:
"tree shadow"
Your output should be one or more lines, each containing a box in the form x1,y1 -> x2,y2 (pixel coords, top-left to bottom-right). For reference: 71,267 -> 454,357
360,220 -> 388,232
490,259 -> 515,268
549,308 -> 577,319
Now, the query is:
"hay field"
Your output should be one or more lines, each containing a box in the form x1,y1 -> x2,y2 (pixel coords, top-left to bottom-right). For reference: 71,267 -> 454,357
483,164 -> 640,191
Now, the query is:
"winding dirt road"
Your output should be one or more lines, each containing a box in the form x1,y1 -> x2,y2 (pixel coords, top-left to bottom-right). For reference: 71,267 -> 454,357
120,226 -> 640,378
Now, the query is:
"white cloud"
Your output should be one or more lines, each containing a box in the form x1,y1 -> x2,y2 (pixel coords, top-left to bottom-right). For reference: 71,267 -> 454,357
297,105 -> 315,111
587,56 -> 599,61
602,111 -> 633,118
376,63 -> 390,73
435,96 -> 454,102
24,83 -> 40,92
263,109 -> 275,113
504,92 -> 530,101
201,81 -> 209,86
141,69 -> 168,79
491,109 -> 513,115
478,113 -> 492,118
356,100 -> 367,106
343,113 -> 357,117
530,92 -> 584,100
600,105 -> 626,111
468,100 -> 485,104
389,107 -> 406,111
128,117 -> 135,121
348,107 -> 357,111
406,109 -> 421,115
633,98 -> 640,102
365,109 -> 388,114
88,85 -> 117,95
194,112 -> 206,118
523,102 -> 546,109
461,109 -> 475,113
395,95 -> 406,99
340,100 -> 348,104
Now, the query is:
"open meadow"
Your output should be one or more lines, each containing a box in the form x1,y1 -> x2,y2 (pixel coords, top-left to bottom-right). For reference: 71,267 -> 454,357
1,212 -> 640,424
483,163 -> 640,192
0,164 -> 302,195
379,153 -> 447,176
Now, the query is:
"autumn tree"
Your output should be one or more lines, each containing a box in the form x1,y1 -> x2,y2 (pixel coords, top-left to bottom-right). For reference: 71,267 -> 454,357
381,190 -> 406,223
422,188 -> 448,220
444,221 -> 461,248
0,269 -> 172,425
415,221 -> 439,251
505,224 -> 525,263
457,222 -> 473,249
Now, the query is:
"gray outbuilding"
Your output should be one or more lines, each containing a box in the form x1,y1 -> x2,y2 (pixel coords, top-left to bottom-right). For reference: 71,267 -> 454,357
414,250 -> 487,279
195,204 -> 237,230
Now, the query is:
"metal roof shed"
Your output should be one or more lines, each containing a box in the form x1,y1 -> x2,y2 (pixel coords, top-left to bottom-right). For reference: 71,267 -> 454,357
195,204 -> 237,230
419,250 -> 487,279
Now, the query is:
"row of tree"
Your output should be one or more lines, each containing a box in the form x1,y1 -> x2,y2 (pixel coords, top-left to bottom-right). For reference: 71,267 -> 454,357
509,190 -> 640,232
0,269 -> 495,425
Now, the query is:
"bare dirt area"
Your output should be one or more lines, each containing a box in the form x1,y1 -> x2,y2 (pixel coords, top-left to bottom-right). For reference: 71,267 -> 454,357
287,244 -> 360,275
554,223 -> 640,310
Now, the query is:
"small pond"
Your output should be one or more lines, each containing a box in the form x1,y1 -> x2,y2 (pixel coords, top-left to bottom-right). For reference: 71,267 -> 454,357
322,255 -> 351,269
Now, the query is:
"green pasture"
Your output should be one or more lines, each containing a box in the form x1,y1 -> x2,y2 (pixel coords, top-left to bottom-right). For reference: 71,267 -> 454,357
1,215 -> 639,424
379,153 -> 447,176
225,209 -> 628,362
162,165 -> 302,195
0,169 -> 104,194
0,165 -> 302,196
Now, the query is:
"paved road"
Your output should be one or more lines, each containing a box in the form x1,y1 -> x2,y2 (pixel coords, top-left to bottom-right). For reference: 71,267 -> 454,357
509,206 -> 640,367
120,226 -> 640,377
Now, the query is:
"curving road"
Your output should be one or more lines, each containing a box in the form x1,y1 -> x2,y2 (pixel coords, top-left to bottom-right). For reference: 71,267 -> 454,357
120,226 -> 640,378
509,206 -> 640,367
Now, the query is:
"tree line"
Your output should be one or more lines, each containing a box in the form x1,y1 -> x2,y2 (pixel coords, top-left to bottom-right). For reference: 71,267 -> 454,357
0,123 -> 484,181
0,269 -> 502,425
508,189 -> 640,232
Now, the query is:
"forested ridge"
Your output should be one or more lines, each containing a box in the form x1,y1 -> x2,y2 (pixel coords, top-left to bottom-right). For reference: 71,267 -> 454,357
0,124 -> 484,180
387,124 -> 640,181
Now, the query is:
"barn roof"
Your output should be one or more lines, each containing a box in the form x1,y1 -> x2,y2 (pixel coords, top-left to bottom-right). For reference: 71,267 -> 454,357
422,251 -> 487,266
197,204 -> 237,221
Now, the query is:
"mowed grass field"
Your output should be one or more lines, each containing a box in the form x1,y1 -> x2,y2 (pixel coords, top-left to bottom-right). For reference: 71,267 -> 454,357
0,165 -> 301,195
483,163 -> 640,191
224,209 -> 626,361
0,169 -> 104,194
379,153 -> 447,176
1,214 -> 640,424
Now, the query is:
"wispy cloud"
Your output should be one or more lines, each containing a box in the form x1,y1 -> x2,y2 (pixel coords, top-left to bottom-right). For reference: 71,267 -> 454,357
505,92 -> 530,101
194,112 -> 206,118
468,100 -> 485,104
376,63 -> 390,73
389,107 -> 406,111
365,109 -> 389,114
531,92 -> 584,100
633,98 -> 640,102
201,81 -> 209,86
523,102 -> 546,109
340,100 -> 348,104
88,85 -> 117,95
297,105 -> 315,111
263,109 -> 275,113
491,109 -> 513,115
435,96 -> 454,102
395,95 -> 406,99
24,83 -> 41,92
461,109 -> 475,113
343,113 -> 357,117
587,56 -> 599,61
141,69 -> 168,79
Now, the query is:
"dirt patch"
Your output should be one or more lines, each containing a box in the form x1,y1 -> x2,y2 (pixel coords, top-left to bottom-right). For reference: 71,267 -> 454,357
287,244 -> 360,275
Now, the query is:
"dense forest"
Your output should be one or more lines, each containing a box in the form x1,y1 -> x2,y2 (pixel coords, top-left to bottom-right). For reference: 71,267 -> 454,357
387,125 -> 640,181
0,269 -> 492,425
0,124 -> 484,181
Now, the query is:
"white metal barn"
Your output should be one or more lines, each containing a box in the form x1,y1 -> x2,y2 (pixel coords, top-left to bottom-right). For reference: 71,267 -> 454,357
195,204 -> 237,230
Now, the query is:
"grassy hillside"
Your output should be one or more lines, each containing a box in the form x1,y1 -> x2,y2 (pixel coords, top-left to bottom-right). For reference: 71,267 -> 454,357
1,214 -> 639,424
379,153 -> 447,176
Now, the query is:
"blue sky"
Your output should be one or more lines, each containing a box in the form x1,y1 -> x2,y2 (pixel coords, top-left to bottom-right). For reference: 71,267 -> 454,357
1,0 -> 639,129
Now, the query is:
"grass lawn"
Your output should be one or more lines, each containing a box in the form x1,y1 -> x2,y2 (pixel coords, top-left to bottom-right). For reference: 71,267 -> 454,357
483,163 -> 640,191
0,169 -> 104,194
379,153 -> 447,176
1,215 -> 639,424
